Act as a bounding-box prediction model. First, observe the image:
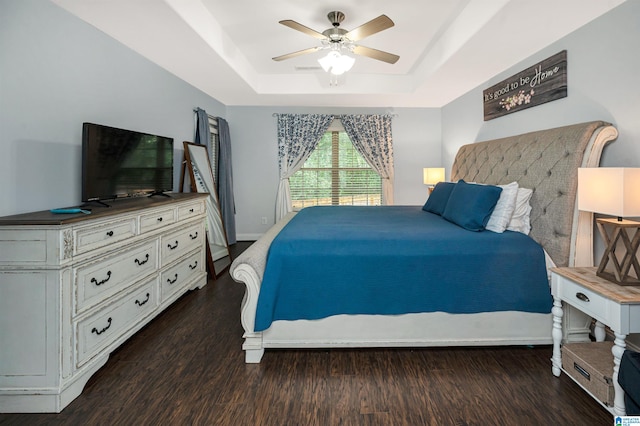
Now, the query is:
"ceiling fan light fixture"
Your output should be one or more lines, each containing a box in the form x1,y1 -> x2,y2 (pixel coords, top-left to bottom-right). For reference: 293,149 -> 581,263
318,51 -> 355,75
275,11 -> 398,84
332,54 -> 355,75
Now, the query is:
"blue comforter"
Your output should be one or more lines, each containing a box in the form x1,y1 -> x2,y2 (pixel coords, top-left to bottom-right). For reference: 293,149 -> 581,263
255,206 -> 551,331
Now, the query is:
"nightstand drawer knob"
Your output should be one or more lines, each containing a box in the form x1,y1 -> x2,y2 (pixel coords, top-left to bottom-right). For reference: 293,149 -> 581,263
576,292 -> 590,302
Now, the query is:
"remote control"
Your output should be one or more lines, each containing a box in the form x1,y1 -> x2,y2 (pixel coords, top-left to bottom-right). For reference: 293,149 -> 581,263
50,208 -> 91,214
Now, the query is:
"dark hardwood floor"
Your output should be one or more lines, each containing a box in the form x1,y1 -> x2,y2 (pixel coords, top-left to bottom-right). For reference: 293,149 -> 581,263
0,242 -> 612,425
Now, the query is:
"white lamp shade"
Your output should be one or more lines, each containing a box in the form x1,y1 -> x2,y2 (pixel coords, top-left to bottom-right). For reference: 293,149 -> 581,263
318,51 -> 355,75
423,168 -> 445,185
578,168 -> 640,218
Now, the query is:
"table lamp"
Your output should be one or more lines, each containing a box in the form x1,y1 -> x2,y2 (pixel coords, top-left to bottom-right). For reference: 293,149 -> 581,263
578,167 -> 640,285
423,168 -> 445,194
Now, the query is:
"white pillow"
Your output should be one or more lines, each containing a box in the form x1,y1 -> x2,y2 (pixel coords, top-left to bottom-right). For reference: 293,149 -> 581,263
485,182 -> 519,233
506,188 -> 533,234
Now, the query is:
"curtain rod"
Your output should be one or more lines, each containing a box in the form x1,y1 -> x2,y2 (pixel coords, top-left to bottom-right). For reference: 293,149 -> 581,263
193,108 -> 218,121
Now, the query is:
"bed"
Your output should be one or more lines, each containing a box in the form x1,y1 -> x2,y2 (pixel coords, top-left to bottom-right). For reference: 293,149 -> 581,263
231,121 -> 618,363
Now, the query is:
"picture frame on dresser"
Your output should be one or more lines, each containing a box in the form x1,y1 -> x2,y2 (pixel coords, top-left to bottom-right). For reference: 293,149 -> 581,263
182,141 -> 232,278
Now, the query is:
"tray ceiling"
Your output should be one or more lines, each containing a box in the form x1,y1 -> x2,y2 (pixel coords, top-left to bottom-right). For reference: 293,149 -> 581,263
52,0 -> 626,107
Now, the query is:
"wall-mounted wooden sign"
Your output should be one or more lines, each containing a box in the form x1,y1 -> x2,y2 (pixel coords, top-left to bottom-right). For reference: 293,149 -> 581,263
483,50 -> 567,121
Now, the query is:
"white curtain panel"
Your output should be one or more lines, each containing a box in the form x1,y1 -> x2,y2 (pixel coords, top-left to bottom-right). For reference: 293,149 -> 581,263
275,114 -> 334,221
340,114 -> 395,205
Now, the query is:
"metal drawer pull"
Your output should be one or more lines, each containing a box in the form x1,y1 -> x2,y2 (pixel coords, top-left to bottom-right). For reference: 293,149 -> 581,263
157,217 -> 163,222
189,208 -> 194,213
91,271 -> 112,286
576,292 -> 590,302
190,232 -> 198,240
91,317 -> 112,335
167,273 -> 178,284
106,230 -> 114,237
135,293 -> 150,306
574,362 -> 591,380
189,261 -> 198,270
134,254 -> 150,266
167,241 -> 179,250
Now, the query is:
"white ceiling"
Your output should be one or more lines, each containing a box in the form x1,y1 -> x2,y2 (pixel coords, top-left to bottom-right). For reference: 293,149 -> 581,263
52,0 -> 625,108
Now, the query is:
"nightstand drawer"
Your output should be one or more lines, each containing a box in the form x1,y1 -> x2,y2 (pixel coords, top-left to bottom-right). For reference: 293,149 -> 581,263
556,276 -> 609,322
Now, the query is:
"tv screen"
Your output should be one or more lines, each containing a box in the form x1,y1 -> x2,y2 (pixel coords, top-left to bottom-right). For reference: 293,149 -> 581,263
82,123 -> 174,202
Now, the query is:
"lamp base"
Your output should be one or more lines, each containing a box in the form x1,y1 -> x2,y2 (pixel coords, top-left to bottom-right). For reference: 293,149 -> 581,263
596,218 -> 640,286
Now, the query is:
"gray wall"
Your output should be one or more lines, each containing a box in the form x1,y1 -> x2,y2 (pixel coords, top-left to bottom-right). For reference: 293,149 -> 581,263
0,0 -> 225,216
441,0 -> 640,260
0,1 -> 440,241
441,1 -> 639,175
4,0 -> 637,246
227,106 -> 441,239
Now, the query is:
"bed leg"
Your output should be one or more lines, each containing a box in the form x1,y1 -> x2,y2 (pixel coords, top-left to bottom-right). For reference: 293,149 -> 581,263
245,349 -> 265,364
242,331 -> 265,363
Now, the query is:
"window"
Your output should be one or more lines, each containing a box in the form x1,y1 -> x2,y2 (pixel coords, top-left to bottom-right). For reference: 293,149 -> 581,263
290,127 -> 382,208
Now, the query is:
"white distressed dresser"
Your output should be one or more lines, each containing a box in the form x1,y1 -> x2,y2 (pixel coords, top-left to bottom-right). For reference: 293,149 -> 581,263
0,193 -> 208,413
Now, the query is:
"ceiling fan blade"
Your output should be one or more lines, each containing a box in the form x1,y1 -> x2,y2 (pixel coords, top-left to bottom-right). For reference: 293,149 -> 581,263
272,46 -> 322,61
352,45 -> 399,64
279,20 -> 327,40
345,15 -> 394,42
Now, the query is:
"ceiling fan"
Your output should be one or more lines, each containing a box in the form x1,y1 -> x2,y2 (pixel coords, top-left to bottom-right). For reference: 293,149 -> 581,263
272,11 -> 400,66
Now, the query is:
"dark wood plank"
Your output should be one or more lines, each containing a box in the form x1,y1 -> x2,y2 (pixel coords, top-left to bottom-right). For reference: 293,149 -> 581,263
0,242 -> 612,425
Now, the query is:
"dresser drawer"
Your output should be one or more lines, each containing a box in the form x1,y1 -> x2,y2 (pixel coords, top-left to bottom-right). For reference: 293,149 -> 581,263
178,201 -> 205,221
161,222 -> 204,266
160,250 -> 203,303
75,240 -> 158,313
140,208 -> 176,234
75,279 -> 157,367
74,218 -> 136,255
556,276 -> 609,323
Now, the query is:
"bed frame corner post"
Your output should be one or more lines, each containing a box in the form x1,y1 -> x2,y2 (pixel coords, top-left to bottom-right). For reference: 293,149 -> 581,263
242,332 -> 265,363
231,263 -> 266,363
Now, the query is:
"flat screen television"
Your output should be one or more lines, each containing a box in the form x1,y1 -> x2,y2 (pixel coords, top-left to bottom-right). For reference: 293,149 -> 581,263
82,122 -> 174,202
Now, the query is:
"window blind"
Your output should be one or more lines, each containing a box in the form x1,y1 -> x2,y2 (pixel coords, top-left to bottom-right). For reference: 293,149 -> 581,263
290,131 -> 382,208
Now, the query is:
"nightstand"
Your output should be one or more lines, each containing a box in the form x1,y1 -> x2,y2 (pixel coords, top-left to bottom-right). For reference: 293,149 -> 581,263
550,267 -> 640,416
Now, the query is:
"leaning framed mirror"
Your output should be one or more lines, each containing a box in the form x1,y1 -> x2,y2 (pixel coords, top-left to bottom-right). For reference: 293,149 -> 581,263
182,141 -> 231,278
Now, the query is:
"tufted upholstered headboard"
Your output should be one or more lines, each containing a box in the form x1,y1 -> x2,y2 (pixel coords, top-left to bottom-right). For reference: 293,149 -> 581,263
451,121 -> 618,268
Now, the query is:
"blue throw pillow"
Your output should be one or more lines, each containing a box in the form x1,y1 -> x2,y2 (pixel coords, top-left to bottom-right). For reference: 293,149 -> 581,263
422,181 -> 455,215
442,180 -> 503,231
